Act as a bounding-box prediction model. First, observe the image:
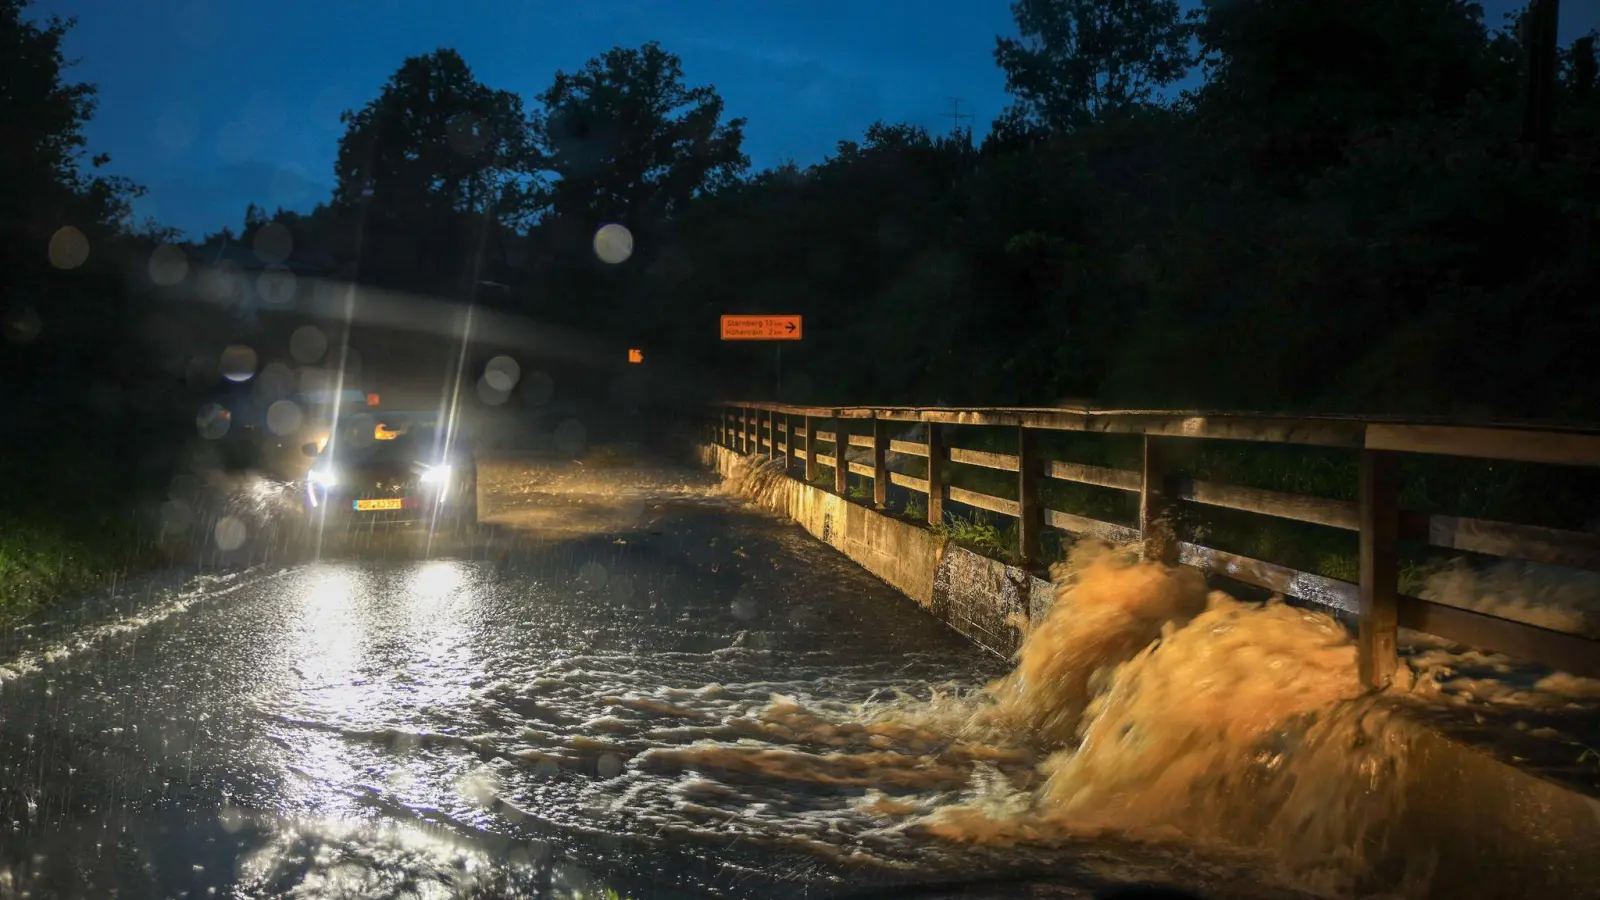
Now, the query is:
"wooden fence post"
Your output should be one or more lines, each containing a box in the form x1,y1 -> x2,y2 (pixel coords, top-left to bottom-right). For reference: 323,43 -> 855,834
785,413 -> 798,473
926,422 -> 945,526
764,409 -> 774,459
1018,425 -> 1041,565
833,417 -> 849,496
1139,435 -> 1178,565
805,415 -> 819,483
1359,449 -> 1400,690
872,417 -> 889,510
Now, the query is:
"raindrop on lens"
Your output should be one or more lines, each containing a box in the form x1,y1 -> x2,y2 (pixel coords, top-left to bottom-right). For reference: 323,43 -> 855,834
220,344 -> 257,382
596,753 -> 624,779
289,325 -> 326,363
296,366 -> 331,395
255,361 -> 293,401
148,244 -> 189,286
160,498 -> 194,531
257,265 -> 295,306
48,226 -> 89,270
266,399 -> 303,436
213,516 -> 247,551
476,375 -> 510,406
196,403 -> 231,439
592,223 -> 634,264
483,355 -> 521,392
217,806 -> 245,834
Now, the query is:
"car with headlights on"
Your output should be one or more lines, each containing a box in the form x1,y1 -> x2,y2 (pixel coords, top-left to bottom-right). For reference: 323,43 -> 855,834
301,410 -> 478,530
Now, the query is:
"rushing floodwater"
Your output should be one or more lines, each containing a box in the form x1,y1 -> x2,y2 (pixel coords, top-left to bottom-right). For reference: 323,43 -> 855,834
0,461 -> 1596,899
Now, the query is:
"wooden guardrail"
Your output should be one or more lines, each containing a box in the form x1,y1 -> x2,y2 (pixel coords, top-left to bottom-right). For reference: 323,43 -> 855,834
709,403 -> 1600,686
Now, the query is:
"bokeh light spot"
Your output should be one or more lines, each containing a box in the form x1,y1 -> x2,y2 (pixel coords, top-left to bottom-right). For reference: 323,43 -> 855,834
257,265 -> 296,306
148,244 -> 190,286
48,226 -> 89,270
198,264 -> 238,304
483,355 -> 521,392
266,399 -> 304,436
593,223 -> 634,265
289,325 -> 327,363
160,498 -> 195,533
476,375 -> 510,407
447,113 -> 490,156
296,366 -> 331,395
220,344 -> 258,382
213,516 -> 247,551
196,403 -> 231,440
256,361 -> 293,401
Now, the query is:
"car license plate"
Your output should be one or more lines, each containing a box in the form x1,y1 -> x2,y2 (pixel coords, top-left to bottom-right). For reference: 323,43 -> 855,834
353,498 -> 412,511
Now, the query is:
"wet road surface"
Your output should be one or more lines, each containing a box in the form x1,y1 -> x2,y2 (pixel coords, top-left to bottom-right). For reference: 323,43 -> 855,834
0,460 -> 1305,899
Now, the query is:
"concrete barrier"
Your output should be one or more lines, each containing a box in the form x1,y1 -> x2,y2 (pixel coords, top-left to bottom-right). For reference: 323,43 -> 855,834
703,443 -> 1049,659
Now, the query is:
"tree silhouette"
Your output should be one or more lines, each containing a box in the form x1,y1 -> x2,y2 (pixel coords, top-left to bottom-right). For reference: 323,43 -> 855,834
333,48 -> 538,293
533,41 -> 748,227
994,0 -> 1194,133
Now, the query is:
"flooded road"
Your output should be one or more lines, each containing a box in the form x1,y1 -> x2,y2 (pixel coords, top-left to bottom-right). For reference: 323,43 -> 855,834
12,458 -> 1594,899
0,460 -> 1313,899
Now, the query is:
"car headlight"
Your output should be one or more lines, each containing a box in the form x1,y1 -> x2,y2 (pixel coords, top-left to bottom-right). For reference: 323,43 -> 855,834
419,464 -> 452,485
309,467 -> 337,487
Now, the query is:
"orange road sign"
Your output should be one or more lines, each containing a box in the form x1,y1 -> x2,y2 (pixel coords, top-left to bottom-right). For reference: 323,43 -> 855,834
721,315 -> 802,341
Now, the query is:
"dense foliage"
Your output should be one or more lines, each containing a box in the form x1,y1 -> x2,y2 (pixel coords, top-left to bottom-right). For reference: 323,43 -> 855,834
200,0 -> 1596,420
7,0 -> 1600,425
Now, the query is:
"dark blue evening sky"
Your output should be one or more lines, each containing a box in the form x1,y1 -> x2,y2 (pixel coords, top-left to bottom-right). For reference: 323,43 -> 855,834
34,0 -> 1598,239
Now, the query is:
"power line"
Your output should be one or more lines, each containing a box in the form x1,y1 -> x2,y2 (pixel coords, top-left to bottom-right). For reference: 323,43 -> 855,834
944,97 -> 975,142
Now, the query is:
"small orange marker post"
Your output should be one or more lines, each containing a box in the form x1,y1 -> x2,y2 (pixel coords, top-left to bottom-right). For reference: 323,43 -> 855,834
628,348 -> 644,364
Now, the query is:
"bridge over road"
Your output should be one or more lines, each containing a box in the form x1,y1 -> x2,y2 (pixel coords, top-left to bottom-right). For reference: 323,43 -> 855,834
0,408 -> 1596,899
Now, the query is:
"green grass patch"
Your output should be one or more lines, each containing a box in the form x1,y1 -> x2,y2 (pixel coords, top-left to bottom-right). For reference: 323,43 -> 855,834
933,510 -> 1019,563
0,511 -> 154,624
0,435 -> 168,625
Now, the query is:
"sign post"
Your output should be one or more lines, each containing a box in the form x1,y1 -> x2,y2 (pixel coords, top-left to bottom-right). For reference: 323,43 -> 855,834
720,315 -> 803,399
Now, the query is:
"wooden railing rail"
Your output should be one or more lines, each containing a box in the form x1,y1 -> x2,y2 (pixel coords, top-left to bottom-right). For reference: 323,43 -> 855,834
708,402 -> 1600,685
